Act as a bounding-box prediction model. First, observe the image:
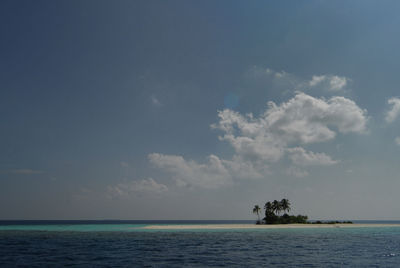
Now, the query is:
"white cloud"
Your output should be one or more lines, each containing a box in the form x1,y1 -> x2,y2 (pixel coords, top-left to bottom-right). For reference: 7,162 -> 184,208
329,76 -> 347,91
149,153 -> 231,189
148,153 -> 263,189
213,109 -> 284,162
221,155 -> 266,180
150,92 -> 367,186
287,147 -> 338,166
309,75 -> 327,87
385,97 -> 400,123
212,92 -> 367,163
266,93 -> 367,139
248,66 -> 350,94
395,137 -> 400,146
308,75 -> 348,92
107,178 -> 168,199
285,166 -> 309,178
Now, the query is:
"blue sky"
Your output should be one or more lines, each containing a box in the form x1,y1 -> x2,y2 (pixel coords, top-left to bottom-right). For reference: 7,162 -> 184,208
2,0 -> 400,220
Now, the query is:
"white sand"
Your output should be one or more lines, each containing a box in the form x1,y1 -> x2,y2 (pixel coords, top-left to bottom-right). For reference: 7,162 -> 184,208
141,224 -> 400,230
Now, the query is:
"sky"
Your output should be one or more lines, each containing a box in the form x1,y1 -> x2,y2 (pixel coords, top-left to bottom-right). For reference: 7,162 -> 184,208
2,0 -> 400,220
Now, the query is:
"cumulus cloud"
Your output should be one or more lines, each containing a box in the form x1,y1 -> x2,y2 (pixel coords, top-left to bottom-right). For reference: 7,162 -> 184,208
286,147 -> 338,166
212,109 -> 284,162
308,75 -> 348,92
148,153 -> 263,189
265,93 -> 367,139
385,97 -> 400,123
212,92 -> 367,163
107,178 -> 168,199
150,92 -> 367,185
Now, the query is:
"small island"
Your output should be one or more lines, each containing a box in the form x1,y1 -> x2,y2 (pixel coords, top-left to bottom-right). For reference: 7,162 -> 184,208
253,199 -> 352,225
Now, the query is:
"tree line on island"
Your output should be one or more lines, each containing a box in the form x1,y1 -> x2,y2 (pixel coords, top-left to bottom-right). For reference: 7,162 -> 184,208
252,199 -> 352,224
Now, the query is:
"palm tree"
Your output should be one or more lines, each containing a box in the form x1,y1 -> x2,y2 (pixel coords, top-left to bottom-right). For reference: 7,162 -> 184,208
264,201 -> 275,223
280,199 -> 291,215
253,205 -> 261,223
272,200 -> 281,216
264,201 -> 273,215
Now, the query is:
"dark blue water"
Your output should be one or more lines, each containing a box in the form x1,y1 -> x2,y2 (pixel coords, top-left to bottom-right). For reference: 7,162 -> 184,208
1,221 -> 400,267
0,220 -> 254,226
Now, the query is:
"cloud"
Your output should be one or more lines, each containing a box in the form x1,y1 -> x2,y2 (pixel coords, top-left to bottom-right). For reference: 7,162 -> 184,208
212,92 -> 367,162
248,67 -> 349,93
211,92 -> 365,178
285,166 -> 309,178
287,147 -> 338,166
148,153 -> 263,189
309,75 -> 326,87
258,68 -> 288,79
308,75 -> 348,92
246,66 -> 299,90
212,109 -> 284,163
385,97 -> 400,123
150,92 -> 367,185
149,153 -> 231,189
266,93 -> 367,139
222,155 -> 267,180
329,76 -> 347,91
107,178 -> 168,199
395,137 -> 400,146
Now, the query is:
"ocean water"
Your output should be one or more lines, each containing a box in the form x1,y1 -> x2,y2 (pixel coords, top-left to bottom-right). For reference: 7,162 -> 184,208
1,221 -> 400,267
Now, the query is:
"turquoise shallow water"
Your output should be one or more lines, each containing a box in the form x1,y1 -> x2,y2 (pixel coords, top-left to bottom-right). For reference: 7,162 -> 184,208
0,224 -> 147,232
2,222 -> 400,267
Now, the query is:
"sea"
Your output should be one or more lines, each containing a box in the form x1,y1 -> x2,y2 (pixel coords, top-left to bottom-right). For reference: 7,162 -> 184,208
1,220 -> 400,267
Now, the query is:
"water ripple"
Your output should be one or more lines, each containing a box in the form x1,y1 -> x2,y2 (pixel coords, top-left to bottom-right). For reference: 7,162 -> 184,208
1,228 -> 400,267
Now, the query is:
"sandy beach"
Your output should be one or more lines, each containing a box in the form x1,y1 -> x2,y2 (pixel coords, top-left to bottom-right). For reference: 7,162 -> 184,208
141,224 -> 400,230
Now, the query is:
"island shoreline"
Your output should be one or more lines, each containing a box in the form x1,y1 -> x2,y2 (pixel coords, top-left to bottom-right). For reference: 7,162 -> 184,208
141,224 -> 400,230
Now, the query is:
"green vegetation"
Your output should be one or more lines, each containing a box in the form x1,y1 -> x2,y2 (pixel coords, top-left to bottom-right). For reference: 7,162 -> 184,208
252,199 -> 353,224
251,198 -> 307,224
311,220 -> 353,224
252,205 -> 262,224
264,198 -> 308,224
